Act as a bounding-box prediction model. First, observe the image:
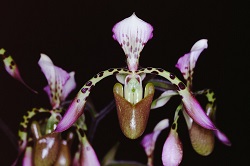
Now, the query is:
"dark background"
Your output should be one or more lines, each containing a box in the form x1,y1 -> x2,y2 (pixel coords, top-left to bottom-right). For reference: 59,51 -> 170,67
0,0 -> 245,166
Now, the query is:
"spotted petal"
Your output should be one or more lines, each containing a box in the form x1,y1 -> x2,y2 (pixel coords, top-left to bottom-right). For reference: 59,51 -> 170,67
38,54 -> 76,109
175,39 -> 208,87
112,13 -> 153,71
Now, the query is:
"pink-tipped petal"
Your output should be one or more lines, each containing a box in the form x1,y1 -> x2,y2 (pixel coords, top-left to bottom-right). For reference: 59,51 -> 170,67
182,92 -> 216,130
162,128 -> 183,166
214,129 -> 231,146
55,98 -> 84,132
175,39 -> 208,83
112,13 -> 153,71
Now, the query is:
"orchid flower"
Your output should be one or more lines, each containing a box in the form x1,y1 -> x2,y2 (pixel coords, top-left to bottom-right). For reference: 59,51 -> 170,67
54,14 -> 217,145
10,54 -> 101,165
149,39 -> 230,164
175,39 -> 231,155
16,54 -> 76,161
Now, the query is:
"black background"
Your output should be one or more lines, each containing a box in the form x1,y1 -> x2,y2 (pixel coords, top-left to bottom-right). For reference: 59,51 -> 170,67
0,0 -> 245,166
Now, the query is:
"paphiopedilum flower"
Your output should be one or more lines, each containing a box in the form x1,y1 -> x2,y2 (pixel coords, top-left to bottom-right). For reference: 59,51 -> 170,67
8,54 -> 91,166
38,54 -> 76,109
112,13 -> 155,139
16,54 -> 76,163
175,39 -> 231,155
55,14 -> 217,142
20,119 -> 75,166
143,39 -> 230,165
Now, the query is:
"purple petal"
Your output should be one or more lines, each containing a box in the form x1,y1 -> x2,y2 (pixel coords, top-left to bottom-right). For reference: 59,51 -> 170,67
175,39 -> 208,83
141,133 -> 155,157
112,13 -> 153,71
182,92 -> 217,130
55,98 -> 85,132
38,54 -> 76,108
214,129 -> 231,146
162,128 -> 183,166
141,119 -> 169,156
